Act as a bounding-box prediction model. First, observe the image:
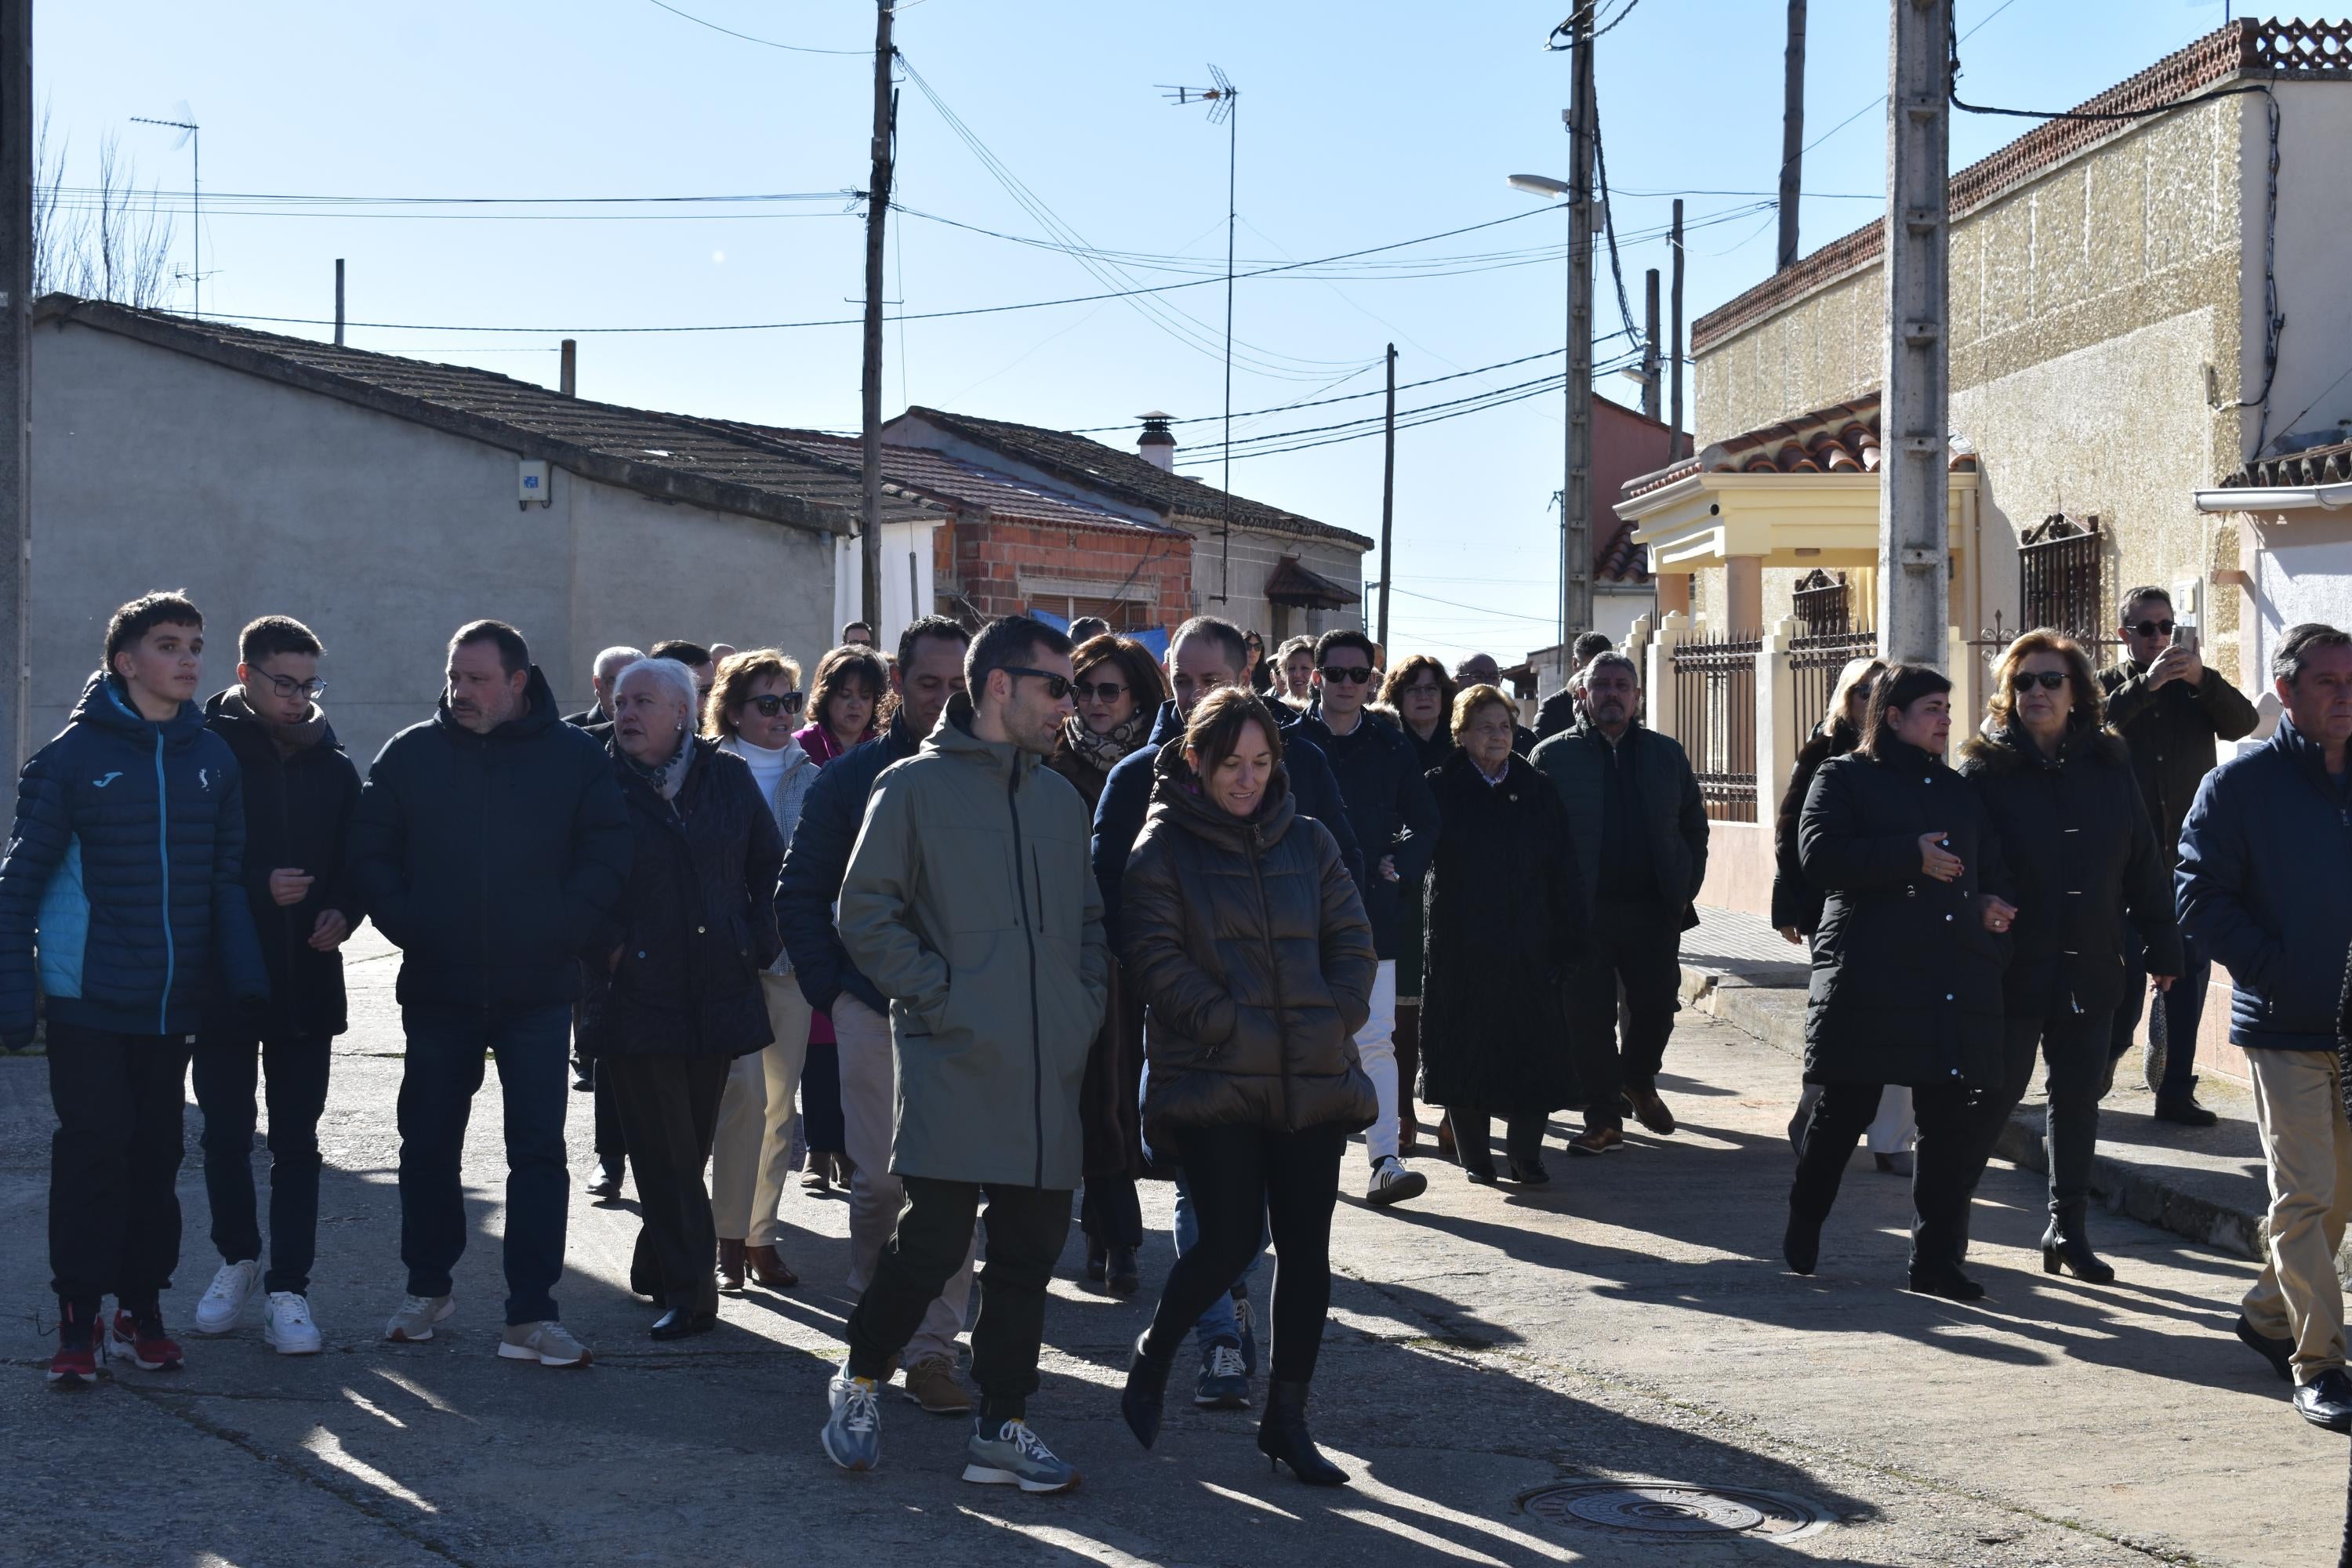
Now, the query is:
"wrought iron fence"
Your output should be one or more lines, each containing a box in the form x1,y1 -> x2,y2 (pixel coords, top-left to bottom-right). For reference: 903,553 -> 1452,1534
1671,629 -> 1762,823
2019,514 -> 2114,665
1788,627 -> 1879,769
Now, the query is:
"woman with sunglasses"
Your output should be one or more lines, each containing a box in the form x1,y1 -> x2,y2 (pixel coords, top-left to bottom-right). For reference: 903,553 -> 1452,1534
1958,630 -> 2180,1283
1047,633 -> 1170,1297
703,650 -> 822,1294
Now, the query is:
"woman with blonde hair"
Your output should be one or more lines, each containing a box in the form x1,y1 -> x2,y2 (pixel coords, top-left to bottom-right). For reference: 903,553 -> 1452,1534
1958,629 -> 2179,1283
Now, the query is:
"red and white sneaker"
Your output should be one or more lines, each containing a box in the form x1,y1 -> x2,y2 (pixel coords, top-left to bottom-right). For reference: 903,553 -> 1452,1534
46,1302 -> 103,1388
109,1308 -> 185,1371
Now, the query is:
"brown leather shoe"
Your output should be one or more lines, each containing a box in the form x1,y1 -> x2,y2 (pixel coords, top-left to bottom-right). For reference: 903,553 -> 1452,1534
1567,1126 -> 1624,1157
901,1354 -> 971,1414
717,1238 -> 747,1294
744,1243 -> 799,1290
1628,1088 -> 1678,1136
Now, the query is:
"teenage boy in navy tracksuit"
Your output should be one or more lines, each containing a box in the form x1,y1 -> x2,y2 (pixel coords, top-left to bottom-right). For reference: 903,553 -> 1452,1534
0,591 -> 268,1386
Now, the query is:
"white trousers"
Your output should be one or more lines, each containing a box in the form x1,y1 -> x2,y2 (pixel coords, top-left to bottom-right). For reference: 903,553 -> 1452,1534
1358,959 -> 1400,1163
709,973 -> 811,1246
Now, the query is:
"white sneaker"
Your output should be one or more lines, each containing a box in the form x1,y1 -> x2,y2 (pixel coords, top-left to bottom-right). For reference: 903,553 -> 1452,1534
1365,1155 -> 1428,1208
263,1291 -> 323,1356
498,1319 -> 592,1367
384,1293 -> 456,1342
194,1260 -> 260,1336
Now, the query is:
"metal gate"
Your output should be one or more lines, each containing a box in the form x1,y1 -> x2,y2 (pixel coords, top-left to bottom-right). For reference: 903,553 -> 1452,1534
1671,629 -> 1762,823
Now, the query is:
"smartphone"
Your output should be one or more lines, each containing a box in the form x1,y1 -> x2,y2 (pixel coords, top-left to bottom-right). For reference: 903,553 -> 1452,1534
2172,622 -> 2198,655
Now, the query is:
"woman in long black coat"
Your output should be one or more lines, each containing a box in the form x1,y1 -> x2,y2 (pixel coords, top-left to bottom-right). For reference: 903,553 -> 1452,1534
1419,685 -> 1583,1185
1958,630 -> 2180,1283
1791,663 -> 2015,1301
580,658 -> 786,1340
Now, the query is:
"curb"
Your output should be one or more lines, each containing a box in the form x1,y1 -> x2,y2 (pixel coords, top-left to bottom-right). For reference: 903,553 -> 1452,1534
1681,964 -> 2268,1263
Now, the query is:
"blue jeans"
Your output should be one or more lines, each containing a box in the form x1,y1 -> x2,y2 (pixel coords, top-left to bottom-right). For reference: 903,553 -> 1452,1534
397,1004 -> 572,1324
1172,1171 -> 1264,1352
2109,929 -> 2209,1095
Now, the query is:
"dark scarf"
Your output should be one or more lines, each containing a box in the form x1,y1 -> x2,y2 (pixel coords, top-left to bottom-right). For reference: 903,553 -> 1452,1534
1064,709 -> 1149,774
624,729 -> 695,800
223,688 -> 330,759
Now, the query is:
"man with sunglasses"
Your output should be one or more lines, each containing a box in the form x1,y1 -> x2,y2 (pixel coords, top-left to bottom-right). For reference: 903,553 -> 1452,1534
1294,629 -> 1441,1207
2100,586 -> 2257,1126
185,615 -> 362,1356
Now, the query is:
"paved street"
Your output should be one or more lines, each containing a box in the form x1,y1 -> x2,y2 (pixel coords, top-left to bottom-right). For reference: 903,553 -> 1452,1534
2,927 -> 2343,1567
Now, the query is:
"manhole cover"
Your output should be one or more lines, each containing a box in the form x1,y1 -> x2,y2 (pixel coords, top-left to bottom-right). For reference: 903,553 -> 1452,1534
1522,1483 -> 1832,1541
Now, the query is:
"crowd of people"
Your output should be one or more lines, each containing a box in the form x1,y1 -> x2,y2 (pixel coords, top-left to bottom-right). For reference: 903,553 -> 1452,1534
13,579 -> 2352,1498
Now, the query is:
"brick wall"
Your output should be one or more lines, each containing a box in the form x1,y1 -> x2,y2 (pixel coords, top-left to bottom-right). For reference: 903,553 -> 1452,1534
945,517 -> 1193,629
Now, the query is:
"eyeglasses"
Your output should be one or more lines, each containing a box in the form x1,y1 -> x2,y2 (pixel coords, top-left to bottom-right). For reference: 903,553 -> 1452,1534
2124,618 -> 2176,638
745,691 -> 807,717
1073,679 -> 1127,702
1003,666 -> 1073,699
252,670 -> 327,702
2009,670 -> 2069,691
1320,665 -> 1374,686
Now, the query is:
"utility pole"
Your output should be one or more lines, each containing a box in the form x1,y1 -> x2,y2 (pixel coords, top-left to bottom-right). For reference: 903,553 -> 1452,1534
1879,0 -> 1951,667
1563,3 -> 1596,647
0,0 -> 27,781
1641,268 -> 1661,423
1377,343 -> 1396,653
1668,199 -> 1686,459
333,259 -> 345,346
858,0 -> 894,633
1779,0 -> 1807,270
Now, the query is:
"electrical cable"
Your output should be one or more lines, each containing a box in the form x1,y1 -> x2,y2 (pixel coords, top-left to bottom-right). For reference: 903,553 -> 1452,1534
641,0 -> 867,56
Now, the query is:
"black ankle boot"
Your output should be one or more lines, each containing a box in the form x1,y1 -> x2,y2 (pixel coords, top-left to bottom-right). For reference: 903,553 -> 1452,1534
2041,1207 -> 2115,1284
1258,1381 -> 1348,1486
1783,1208 -> 1823,1276
1106,1246 -> 1140,1298
1122,1331 -> 1174,1449
1907,1259 -> 1987,1301
1085,1234 -> 1108,1284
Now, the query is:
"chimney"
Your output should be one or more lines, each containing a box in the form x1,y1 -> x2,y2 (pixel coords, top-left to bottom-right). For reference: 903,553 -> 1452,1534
559,339 -> 578,397
1136,411 -> 1176,472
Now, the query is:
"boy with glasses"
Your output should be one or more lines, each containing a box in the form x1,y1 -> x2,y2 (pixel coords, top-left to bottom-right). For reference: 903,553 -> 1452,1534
189,616 -> 361,1354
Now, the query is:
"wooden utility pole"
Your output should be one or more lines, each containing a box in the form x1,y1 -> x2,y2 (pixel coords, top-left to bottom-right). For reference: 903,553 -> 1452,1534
858,0 -> 894,633
1377,343 -> 1396,652
1562,4 -> 1596,646
1668,199 -> 1686,459
0,0 -> 28,781
1641,268 -> 1661,422
1878,0 -> 1951,667
1779,0 -> 1807,270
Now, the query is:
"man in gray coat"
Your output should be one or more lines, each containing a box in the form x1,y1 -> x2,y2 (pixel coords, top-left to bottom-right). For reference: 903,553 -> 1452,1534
819,615 -> 1109,1493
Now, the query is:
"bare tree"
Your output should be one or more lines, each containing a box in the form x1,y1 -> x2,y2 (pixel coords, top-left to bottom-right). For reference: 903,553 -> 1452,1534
34,114 -> 177,310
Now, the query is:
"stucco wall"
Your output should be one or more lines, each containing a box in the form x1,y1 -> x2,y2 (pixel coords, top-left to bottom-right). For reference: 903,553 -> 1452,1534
32,324 -> 834,765
1192,526 -> 1365,645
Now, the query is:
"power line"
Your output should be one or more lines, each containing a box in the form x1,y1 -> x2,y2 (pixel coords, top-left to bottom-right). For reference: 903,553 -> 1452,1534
641,0 -> 867,56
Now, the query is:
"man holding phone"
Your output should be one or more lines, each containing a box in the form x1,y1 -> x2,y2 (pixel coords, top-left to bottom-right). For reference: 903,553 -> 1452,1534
2100,585 -> 2258,1125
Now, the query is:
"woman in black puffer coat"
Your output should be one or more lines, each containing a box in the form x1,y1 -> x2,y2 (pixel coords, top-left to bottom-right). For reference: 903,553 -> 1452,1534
1958,630 -> 2180,1284
1791,663 -> 2015,1301
1118,688 -> 1375,1487
579,659 -> 785,1341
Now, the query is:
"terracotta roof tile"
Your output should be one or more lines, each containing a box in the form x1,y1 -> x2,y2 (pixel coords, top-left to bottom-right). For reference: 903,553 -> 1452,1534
1617,390 -> 1973,503
2229,436 -> 2352,489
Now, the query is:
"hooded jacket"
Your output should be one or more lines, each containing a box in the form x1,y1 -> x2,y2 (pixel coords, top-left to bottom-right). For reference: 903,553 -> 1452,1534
1121,743 -> 1376,1143
0,672 -> 268,1044
837,693 -> 1111,1189
347,665 -> 632,1011
201,688 -> 361,1038
775,705 -> 929,1016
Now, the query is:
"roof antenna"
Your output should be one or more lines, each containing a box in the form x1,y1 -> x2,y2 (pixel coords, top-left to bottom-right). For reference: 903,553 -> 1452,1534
1159,66 -> 1240,603
131,103 -> 199,318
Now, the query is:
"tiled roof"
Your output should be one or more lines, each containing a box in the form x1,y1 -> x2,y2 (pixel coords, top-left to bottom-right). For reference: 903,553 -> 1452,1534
894,405 -> 1374,550
1619,391 -> 1976,502
1693,20 -> 2350,355
1263,555 -> 1359,608
2228,436 -> 2352,489
1595,518 -> 1650,585
35,295 -> 935,534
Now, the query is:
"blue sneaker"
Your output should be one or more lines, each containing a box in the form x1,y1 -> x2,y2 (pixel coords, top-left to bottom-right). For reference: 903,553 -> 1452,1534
820,1370 -> 882,1472
1194,1338 -> 1250,1410
1232,1287 -> 1259,1375
962,1417 -> 1080,1493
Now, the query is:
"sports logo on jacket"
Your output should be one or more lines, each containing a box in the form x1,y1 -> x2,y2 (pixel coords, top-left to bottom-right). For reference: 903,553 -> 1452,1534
90,772 -> 121,788
198,768 -> 212,792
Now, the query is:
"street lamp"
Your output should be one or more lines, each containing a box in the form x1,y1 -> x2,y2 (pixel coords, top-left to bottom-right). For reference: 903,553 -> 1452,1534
1508,173 -> 1572,199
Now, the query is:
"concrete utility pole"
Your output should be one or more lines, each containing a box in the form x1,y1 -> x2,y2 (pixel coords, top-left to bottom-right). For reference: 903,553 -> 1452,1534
1563,4 -> 1597,646
333,259 -> 345,346
1779,0 -> 1807,270
858,0 -> 894,633
1641,267 -> 1661,423
1377,343 -> 1396,652
1668,199 -> 1686,460
1878,0 -> 1952,667
0,0 -> 28,782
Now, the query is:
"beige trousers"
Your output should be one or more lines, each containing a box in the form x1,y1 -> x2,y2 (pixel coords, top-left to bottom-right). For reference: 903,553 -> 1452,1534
708,973 -> 811,1247
834,993 -> 974,1367
2243,1047 -> 2352,1384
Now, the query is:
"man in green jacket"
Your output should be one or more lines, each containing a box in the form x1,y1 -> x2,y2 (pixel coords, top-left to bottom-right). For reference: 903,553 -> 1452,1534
821,615 -> 1109,1494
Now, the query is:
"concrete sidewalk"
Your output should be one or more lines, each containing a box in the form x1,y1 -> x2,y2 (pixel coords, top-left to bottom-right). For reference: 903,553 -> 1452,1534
1680,905 -> 2280,1263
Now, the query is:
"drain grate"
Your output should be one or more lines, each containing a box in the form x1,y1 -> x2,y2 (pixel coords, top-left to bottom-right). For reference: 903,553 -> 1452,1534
1521,1482 -> 1833,1541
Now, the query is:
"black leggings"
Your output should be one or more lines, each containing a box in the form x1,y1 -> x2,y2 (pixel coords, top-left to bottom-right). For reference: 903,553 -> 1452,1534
1144,1123 -> 1345,1384
1791,1079 -> 1974,1268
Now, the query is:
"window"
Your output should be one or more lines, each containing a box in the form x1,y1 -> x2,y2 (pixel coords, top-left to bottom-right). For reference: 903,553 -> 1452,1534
2019,514 -> 2107,655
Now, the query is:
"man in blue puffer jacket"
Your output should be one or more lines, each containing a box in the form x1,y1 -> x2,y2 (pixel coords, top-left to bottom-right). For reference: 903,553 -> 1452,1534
0,590 -> 268,1386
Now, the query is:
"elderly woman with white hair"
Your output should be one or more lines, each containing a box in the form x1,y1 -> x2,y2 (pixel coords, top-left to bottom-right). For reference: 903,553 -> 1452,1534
578,657 -> 786,1339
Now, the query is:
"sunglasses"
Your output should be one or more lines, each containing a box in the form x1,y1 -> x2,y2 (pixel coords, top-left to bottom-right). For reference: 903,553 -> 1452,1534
1003,666 -> 1072,699
745,691 -> 808,717
1320,665 -> 1374,686
2124,619 -> 2175,638
1073,679 -> 1127,703
2009,670 -> 2069,691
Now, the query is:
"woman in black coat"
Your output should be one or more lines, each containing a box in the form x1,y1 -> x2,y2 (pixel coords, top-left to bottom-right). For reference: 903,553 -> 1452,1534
1378,655 -> 1458,1157
1958,630 -> 2180,1283
580,658 -> 786,1340
1790,663 -> 2016,1301
1118,688 -> 1375,1486
1419,685 -> 1582,1185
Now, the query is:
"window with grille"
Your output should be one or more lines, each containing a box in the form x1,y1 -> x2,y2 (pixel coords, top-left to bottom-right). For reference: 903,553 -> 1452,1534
2018,514 -> 2108,658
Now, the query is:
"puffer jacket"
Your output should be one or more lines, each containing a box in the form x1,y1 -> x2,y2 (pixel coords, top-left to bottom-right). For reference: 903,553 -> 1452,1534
1122,742 -> 1377,1145
578,738 -> 783,1058
1958,717 -> 2181,1018
838,693 -> 1110,1189
1769,719 -> 1859,937
719,732 -> 818,977
1530,719 -> 1709,927
1798,737 -> 2013,1087
0,672 -> 269,1044
1288,710 -> 1441,960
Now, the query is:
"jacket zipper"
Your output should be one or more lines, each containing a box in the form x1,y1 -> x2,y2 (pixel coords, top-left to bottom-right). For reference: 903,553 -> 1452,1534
1246,830 -> 1289,1123
1007,768 -> 1043,1187
154,728 -> 174,1035
478,740 -> 492,1009
277,746 -> 305,1036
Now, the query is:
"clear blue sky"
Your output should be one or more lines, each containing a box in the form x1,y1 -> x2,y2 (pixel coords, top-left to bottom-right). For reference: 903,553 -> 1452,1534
34,0 -> 2278,662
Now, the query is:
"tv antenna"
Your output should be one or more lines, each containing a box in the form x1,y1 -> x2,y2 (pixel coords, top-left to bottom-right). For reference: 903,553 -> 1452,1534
1158,64 -> 1240,601
132,103 -> 200,318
